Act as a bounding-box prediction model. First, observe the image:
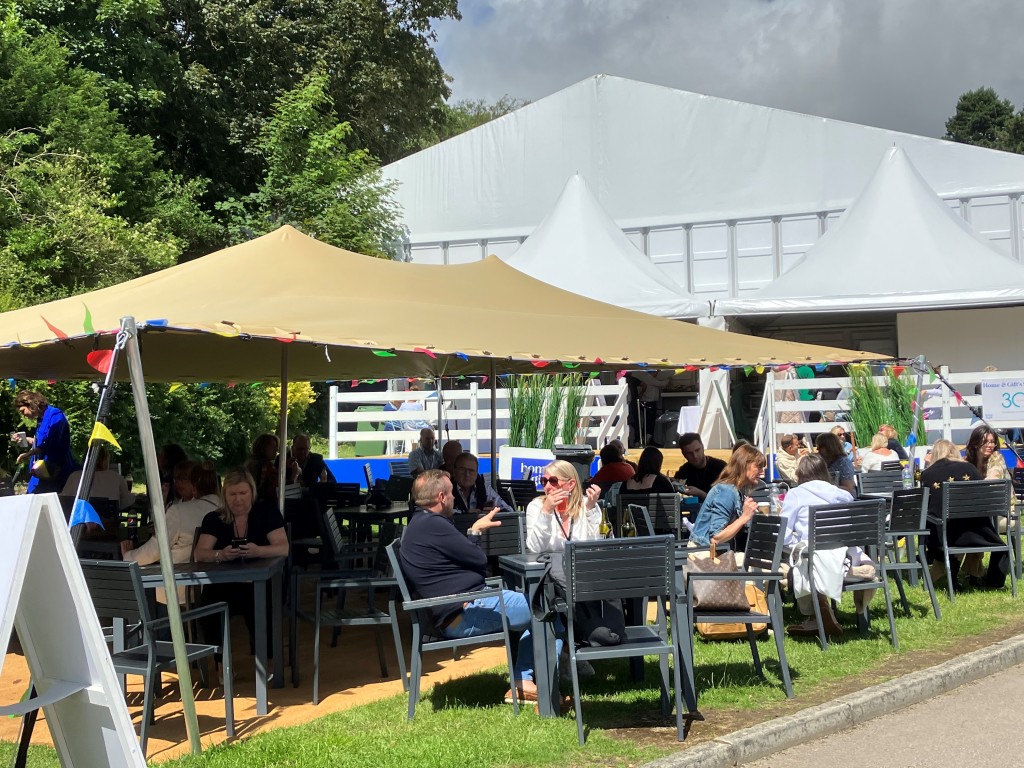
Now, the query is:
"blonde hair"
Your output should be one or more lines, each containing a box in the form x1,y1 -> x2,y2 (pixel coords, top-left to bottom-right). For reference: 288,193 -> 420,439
541,460 -> 585,520
930,439 -> 960,463
870,433 -> 888,451
218,467 -> 257,523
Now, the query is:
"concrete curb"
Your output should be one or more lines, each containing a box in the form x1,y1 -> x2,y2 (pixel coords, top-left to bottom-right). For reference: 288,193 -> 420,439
643,632 -> 1024,768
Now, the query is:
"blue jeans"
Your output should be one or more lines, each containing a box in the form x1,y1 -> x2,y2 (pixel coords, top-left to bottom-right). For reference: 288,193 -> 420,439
442,591 -> 562,683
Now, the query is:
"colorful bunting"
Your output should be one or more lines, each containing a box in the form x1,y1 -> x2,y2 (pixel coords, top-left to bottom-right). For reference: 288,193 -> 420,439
70,499 -> 103,529
144,319 -> 168,327
89,422 -> 121,451
892,365 -> 905,377
455,352 -> 469,361
744,366 -> 753,376
169,383 -> 183,393
954,391 -> 964,405
227,382 -> 237,388
481,376 -> 488,385
562,362 -> 580,369
906,433 -> 918,447
414,347 -> 437,359
593,358 -> 604,365
82,305 -> 95,334
589,372 -> 600,378
85,350 -> 114,374
372,350 -> 396,357
755,365 -> 765,374
531,361 -> 550,368
813,364 -> 827,372
41,316 -> 68,340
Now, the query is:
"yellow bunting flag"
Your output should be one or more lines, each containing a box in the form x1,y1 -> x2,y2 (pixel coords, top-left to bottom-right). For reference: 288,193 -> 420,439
89,422 -> 121,451
169,382 -> 183,393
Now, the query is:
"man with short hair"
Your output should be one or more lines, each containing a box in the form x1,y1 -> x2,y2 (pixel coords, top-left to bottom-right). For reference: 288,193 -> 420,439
439,439 -> 463,476
452,452 -> 512,513
408,427 -> 442,476
399,470 -> 538,701
672,432 -> 726,501
289,433 -> 335,486
775,434 -> 806,485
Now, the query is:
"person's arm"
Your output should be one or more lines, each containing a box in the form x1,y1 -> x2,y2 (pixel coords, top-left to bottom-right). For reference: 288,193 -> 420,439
710,495 -> 757,548
193,532 -> 226,563
241,527 -> 290,559
683,481 -> 708,501
407,449 -> 424,474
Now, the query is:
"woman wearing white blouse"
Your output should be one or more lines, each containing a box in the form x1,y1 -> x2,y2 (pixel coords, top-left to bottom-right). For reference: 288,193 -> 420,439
525,460 -> 602,554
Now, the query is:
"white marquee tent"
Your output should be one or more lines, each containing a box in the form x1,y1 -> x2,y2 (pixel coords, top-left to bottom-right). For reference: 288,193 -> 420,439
383,75 -> 1024,246
503,174 -> 708,318
714,147 -> 1024,317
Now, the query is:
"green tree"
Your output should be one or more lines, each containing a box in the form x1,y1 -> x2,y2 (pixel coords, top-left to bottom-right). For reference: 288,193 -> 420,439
945,87 -> 1016,148
418,95 -> 530,148
217,74 -> 401,257
20,0 -> 461,199
0,8 -> 215,304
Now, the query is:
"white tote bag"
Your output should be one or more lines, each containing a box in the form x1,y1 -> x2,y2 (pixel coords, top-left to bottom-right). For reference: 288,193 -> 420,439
789,542 -> 846,602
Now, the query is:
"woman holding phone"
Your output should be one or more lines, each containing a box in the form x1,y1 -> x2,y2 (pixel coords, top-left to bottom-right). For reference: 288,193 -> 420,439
194,468 -> 289,676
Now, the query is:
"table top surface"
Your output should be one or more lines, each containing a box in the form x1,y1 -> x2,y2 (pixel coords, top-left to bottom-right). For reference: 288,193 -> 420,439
138,556 -> 286,584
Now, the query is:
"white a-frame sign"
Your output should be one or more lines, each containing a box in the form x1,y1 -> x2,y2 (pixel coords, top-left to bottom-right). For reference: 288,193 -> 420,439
0,493 -> 146,767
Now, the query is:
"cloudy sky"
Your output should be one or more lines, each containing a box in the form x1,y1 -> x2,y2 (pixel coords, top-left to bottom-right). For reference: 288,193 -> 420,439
433,0 -> 1024,139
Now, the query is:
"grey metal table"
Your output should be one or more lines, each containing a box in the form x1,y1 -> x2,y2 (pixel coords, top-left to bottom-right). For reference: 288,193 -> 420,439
138,556 -> 286,716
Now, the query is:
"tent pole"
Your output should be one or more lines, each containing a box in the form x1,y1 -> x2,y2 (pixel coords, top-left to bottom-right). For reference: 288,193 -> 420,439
122,316 -> 202,755
277,345 -> 289,516
490,360 -> 497,489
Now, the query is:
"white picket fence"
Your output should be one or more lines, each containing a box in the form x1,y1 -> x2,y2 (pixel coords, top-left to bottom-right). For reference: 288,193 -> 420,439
327,379 -> 631,458
754,366 -> 1024,456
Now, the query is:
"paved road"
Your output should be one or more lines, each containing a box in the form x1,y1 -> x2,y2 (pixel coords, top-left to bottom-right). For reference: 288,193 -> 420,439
748,662 -> 1024,767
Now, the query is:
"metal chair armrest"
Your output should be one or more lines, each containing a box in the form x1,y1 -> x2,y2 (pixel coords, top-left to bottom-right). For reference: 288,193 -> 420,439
401,586 -> 503,613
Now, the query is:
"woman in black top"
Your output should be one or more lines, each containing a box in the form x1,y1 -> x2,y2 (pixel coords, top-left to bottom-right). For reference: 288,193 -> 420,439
623,447 -> 676,493
195,468 -> 289,665
921,439 -> 1007,589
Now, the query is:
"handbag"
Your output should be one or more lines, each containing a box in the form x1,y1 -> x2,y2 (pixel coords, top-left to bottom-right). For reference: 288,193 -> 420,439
695,583 -> 768,640
688,543 -> 749,611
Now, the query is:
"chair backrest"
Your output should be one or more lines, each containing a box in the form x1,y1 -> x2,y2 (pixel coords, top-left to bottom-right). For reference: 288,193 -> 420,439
627,504 -> 656,537
191,526 -> 202,562
80,559 -> 150,626
563,536 -> 675,607
747,486 -> 771,505
384,474 -> 414,502
389,461 -> 412,478
880,460 -> 904,471
451,511 -> 525,557
743,514 -> 784,574
857,469 -> 904,497
284,495 -> 322,540
498,479 -> 539,511
321,507 -> 349,563
941,479 -> 1011,521
385,539 -> 414,604
1011,468 -> 1024,504
364,462 -> 375,490
645,493 -> 682,537
313,482 -> 363,510
808,498 -> 887,554
888,487 -> 930,535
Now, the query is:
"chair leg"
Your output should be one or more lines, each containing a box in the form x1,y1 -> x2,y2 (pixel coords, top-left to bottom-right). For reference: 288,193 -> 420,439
313,599 -> 322,705
917,541 -> 941,620
745,624 -> 763,677
570,648 -> 585,746
373,626 -> 389,678
677,597 -> 698,712
768,591 -> 793,698
289,577 -> 300,688
810,584 -> 829,651
943,538 -> 955,602
389,599 -> 408,692
223,610 -> 235,739
881,572 -> 899,650
140,668 -> 159,756
669,613 -> 685,741
892,568 -> 911,617
658,650 -> 671,716
1009,544 -> 1018,598
407,627 -> 422,720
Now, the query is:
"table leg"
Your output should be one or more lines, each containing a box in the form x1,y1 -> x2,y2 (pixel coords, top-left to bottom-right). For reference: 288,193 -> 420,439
272,572 -> 283,687
255,579 -> 269,716
525,573 -> 559,718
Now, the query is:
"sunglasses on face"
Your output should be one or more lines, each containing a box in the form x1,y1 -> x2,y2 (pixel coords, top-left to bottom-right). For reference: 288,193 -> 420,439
540,476 -> 563,487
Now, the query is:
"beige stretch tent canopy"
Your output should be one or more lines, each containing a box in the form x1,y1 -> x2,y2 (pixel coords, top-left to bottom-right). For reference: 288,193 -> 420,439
0,226 -> 884,381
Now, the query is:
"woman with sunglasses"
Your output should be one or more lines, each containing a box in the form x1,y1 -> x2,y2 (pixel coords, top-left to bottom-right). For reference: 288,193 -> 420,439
526,460 -> 603,552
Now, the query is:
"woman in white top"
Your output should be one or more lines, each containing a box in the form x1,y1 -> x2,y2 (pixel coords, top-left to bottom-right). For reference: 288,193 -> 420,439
121,462 -> 221,602
61,445 -> 135,510
858,432 -> 900,473
526,460 -> 602,554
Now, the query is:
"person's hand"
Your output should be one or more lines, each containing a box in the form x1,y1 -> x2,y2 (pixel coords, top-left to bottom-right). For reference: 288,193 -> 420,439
119,540 -> 135,556
220,545 -> 243,561
686,485 -> 708,501
740,496 -> 757,520
16,452 -> 30,464
541,487 -> 570,513
470,508 -> 502,533
584,483 -> 602,510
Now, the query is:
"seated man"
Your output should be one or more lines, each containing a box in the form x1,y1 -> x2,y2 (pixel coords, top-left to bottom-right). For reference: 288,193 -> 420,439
774,434 -> 806,485
591,444 -> 635,486
288,433 -> 335,487
439,439 -> 463,476
408,427 -> 442,476
399,470 -> 539,701
672,432 -> 726,501
452,452 -> 513,513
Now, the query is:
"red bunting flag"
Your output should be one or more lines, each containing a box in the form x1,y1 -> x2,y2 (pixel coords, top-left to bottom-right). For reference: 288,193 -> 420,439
593,357 -> 604,365
891,365 -> 905,377
413,347 -> 437,359
86,350 -> 113,374
954,391 -> 964,405
41,316 -> 69,340
531,361 -> 550,368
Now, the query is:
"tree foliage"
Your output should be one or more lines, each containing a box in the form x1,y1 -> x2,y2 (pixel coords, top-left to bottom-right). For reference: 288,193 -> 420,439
945,87 -> 1024,153
417,95 -> 530,148
217,74 -> 401,257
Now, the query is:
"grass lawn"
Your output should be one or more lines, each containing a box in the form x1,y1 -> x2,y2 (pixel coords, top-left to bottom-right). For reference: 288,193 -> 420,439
5,579 -> 1024,767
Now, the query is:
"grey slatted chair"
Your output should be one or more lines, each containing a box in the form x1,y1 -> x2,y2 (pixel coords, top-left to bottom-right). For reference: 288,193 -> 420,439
389,460 -> 412,478
616,492 -> 679,538
880,460 -> 904,471
451,511 -> 525,560
385,539 -> 520,720
80,559 -> 234,755
498,479 -> 540,512
885,487 -> 941,620
857,469 -> 905,498
928,479 -> 1017,601
806,498 -> 898,649
686,515 -> 792,701
563,536 -> 687,745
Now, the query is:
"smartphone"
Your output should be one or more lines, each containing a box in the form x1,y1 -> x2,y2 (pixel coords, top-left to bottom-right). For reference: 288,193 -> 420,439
231,538 -> 247,549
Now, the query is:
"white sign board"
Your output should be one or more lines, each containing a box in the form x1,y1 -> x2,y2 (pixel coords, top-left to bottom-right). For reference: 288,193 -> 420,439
0,494 -> 146,768
981,378 -> 1024,422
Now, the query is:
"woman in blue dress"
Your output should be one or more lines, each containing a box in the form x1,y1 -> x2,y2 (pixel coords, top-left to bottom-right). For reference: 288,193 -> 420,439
13,390 -> 77,494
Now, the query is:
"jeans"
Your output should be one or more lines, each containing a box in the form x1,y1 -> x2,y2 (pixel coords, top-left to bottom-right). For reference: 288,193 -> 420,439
442,590 -> 562,683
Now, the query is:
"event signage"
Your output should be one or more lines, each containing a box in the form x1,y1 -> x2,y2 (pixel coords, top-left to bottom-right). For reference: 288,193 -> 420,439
981,378 -> 1024,421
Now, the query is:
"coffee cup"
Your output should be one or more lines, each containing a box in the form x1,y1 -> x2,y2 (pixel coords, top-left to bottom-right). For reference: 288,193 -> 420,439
756,502 -> 771,515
